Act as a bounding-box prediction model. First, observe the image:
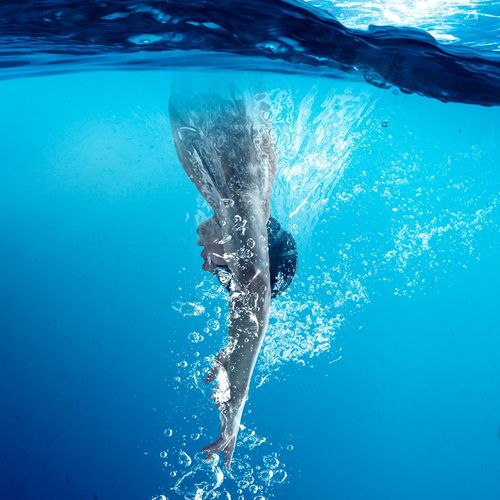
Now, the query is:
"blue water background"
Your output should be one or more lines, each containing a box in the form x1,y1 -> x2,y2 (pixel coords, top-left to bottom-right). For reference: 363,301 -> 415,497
0,67 -> 499,500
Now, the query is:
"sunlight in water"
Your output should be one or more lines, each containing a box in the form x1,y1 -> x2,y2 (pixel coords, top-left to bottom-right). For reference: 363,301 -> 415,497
270,85 -> 377,237
302,0 -> 497,46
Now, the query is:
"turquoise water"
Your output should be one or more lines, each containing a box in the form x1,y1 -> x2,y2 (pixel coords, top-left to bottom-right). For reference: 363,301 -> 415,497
1,1 -> 500,498
1,69 -> 498,499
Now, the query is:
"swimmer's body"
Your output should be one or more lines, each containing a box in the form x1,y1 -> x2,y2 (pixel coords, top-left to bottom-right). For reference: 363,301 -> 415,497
169,78 -> 296,467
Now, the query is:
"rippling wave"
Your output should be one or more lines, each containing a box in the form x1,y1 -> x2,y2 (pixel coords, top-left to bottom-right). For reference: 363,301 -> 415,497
304,0 -> 500,49
1,0 -> 499,105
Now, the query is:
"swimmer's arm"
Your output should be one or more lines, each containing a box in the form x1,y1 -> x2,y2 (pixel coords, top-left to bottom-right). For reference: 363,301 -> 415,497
222,196 -> 271,403
204,197 -> 271,466
223,267 -> 270,404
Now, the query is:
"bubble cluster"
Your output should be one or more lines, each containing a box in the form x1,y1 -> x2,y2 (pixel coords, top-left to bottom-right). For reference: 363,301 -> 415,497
172,301 -> 206,317
271,85 -> 377,238
158,412 -> 289,498
157,84 -> 497,498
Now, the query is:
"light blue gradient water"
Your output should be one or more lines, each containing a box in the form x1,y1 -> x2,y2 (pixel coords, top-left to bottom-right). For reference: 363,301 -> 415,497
0,69 -> 499,499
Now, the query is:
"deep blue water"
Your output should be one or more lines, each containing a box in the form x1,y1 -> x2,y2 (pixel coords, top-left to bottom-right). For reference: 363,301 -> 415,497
1,2 -> 500,500
1,0 -> 500,105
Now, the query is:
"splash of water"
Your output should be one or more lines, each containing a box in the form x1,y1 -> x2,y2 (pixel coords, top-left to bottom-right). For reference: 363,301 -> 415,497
271,85 -> 377,238
2,1 -> 500,106
304,0 -> 498,48
158,84 -> 498,497
155,389 -> 292,499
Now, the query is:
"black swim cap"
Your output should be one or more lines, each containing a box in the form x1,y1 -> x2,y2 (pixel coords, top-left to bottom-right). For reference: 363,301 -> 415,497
214,217 -> 297,298
267,217 -> 297,297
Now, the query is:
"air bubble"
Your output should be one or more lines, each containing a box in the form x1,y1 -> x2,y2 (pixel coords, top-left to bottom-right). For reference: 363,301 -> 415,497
274,469 -> 288,483
172,301 -> 205,317
207,319 -> 220,331
364,70 -> 392,89
221,198 -> 235,208
178,450 -> 192,467
173,463 -> 224,497
263,453 -> 279,469
188,331 -> 204,343
258,469 -> 273,484
128,34 -> 164,45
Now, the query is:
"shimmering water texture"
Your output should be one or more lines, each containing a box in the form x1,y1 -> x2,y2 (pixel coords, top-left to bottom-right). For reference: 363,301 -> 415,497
1,0 -> 500,105
1,1 -> 499,500
160,80 -> 498,498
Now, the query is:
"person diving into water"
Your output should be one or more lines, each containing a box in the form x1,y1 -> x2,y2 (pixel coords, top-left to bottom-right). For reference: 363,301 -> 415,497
169,77 -> 297,468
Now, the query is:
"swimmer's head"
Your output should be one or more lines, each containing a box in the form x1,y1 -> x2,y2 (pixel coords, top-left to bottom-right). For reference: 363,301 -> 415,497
266,216 -> 298,298
205,216 -> 297,298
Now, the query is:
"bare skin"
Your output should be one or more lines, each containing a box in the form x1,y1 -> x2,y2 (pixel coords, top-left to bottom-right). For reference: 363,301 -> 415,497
169,81 -> 277,468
